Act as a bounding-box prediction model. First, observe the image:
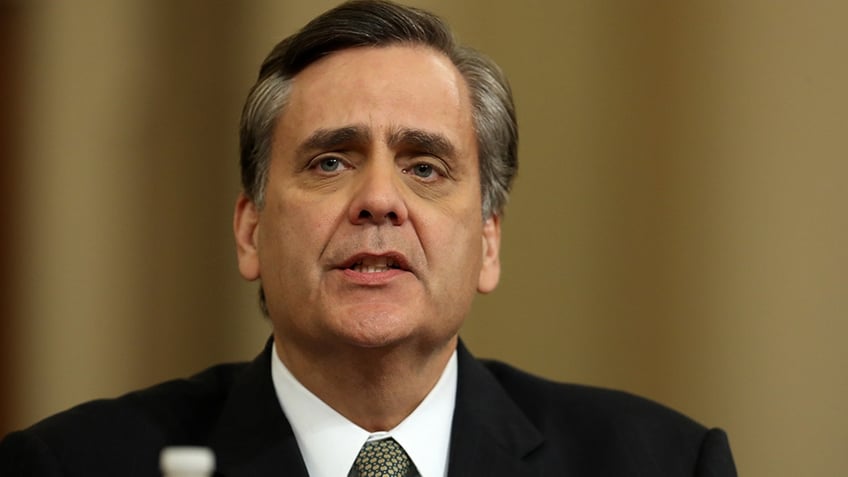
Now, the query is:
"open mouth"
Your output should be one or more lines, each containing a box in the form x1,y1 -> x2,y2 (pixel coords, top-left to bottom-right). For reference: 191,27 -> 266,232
348,256 -> 402,274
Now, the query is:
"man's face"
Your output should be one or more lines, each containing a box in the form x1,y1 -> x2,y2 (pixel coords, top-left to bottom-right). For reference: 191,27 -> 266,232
235,45 -> 501,355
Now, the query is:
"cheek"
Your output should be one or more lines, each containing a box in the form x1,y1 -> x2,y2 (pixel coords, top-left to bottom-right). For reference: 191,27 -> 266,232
260,195 -> 338,277
422,212 -> 484,282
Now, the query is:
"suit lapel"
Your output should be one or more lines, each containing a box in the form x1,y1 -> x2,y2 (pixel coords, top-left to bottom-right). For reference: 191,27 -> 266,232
202,339 -> 543,477
447,342 -> 544,477
207,339 -> 309,477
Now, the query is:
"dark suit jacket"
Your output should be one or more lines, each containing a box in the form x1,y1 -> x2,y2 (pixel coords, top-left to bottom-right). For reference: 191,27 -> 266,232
0,340 -> 736,476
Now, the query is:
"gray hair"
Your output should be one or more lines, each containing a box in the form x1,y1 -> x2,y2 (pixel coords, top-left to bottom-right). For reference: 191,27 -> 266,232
239,0 -> 518,219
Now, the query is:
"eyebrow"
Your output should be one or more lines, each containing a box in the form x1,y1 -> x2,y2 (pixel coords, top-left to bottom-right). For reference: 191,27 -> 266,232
296,126 -> 372,155
387,127 -> 457,159
295,124 -> 457,160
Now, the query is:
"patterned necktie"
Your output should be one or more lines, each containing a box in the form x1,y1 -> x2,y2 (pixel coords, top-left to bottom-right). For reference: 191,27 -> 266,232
352,437 -> 414,477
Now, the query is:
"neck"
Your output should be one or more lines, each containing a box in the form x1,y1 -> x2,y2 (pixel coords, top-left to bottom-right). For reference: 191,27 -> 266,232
274,335 -> 457,432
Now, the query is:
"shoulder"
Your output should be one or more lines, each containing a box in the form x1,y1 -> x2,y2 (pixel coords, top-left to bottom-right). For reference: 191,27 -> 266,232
480,358 -> 704,433
0,361 -> 248,476
478,358 -> 736,474
31,361 -> 246,442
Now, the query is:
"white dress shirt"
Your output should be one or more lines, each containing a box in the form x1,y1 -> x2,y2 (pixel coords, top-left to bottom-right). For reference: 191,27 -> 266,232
271,343 -> 457,477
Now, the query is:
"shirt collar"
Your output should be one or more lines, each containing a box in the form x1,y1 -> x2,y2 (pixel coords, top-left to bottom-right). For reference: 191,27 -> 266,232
271,343 -> 457,477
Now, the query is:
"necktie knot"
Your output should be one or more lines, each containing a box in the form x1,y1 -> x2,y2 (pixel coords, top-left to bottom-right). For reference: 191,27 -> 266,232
353,438 -> 413,477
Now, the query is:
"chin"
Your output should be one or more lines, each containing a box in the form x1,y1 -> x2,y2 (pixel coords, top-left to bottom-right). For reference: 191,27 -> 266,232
332,306 -> 420,349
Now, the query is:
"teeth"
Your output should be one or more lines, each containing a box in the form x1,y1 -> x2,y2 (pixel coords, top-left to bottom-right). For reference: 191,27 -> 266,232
353,264 -> 389,273
351,256 -> 398,273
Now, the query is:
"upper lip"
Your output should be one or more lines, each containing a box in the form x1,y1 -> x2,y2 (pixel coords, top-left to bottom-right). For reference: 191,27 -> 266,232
338,251 -> 413,273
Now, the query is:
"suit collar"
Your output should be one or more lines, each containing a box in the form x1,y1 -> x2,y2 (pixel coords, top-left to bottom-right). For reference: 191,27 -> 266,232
204,338 -> 542,477
207,338 -> 309,477
448,341 -> 544,476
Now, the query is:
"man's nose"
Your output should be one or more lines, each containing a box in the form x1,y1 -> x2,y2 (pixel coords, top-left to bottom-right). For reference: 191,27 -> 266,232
347,161 -> 408,226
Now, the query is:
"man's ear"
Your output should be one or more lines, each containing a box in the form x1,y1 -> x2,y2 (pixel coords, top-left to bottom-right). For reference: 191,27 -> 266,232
234,193 -> 261,281
477,214 -> 501,293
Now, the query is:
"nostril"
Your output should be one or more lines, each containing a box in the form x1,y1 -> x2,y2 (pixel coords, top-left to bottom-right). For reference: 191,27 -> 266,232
355,208 -> 400,224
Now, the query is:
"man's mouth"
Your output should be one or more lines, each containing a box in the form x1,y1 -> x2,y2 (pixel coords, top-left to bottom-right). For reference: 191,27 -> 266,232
349,256 -> 401,273
341,253 -> 411,274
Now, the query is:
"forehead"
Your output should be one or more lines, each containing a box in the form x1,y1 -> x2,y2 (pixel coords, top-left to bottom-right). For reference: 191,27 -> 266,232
277,45 -> 476,151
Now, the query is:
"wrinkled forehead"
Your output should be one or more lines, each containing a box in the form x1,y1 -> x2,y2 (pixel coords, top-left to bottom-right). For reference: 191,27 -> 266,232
277,45 -> 477,154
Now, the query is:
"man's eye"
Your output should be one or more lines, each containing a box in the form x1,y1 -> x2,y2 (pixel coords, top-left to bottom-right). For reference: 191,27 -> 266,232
412,164 -> 433,178
317,157 -> 343,172
404,163 -> 437,179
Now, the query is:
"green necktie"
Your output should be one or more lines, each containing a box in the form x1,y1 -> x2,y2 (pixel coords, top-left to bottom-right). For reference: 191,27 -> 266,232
352,438 -> 414,477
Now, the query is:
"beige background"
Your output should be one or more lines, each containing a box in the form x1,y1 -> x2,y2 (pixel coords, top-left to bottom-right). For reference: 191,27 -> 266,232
6,1 -> 846,475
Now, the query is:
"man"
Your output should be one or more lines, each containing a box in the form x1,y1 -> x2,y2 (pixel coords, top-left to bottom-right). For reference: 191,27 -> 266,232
0,1 -> 736,475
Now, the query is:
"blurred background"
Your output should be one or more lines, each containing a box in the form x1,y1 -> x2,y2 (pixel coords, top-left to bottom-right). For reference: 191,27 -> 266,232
1,1 -> 846,475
